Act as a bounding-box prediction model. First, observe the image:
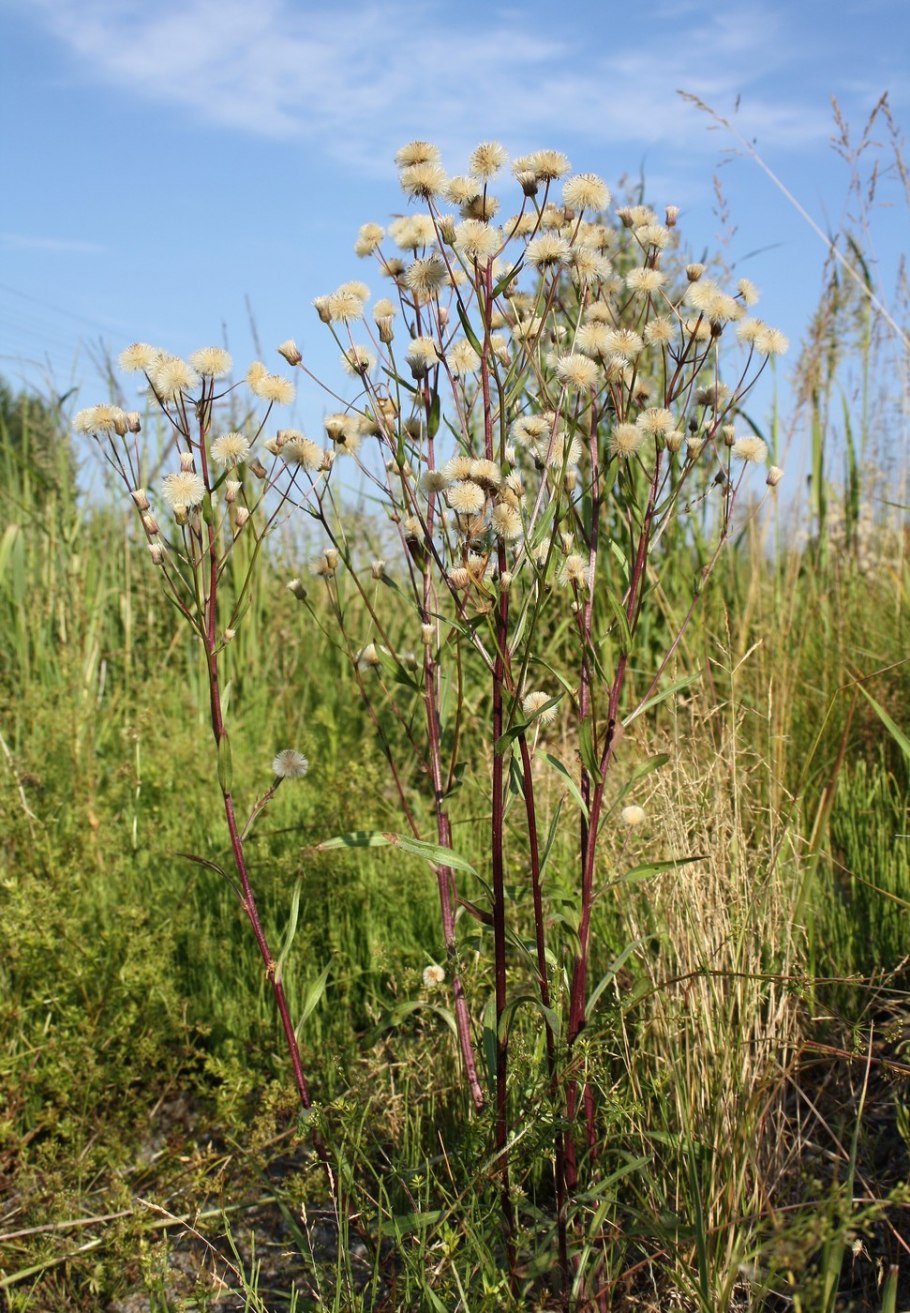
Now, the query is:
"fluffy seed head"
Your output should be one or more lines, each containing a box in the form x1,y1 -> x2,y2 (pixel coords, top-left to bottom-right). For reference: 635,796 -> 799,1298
522,690 -> 557,724
189,346 -> 232,377
562,173 -> 610,212
626,267 -> 667,294
515,149 -> 571,181
73,404 -> 129,435
453,219 -> 501,263
388,214 -> 437,250
422,964 -> 446,988
342,345 -> 376,376
559,552 -> 588,589
491,502 -> 522,540
610,423 -> 645,458
272,749 -> 309,779
150,357 -> 200,399
556,353 -> 601,390
447,481 -> 486,514
211,432 -> 251,467
395,140 -> 440,167
405,255 -> 448,295
448,338 -> 481,375
637,407 -> 675,436
732,436 -> 768,463
355,222 -> 384,256
119,342 -> 160,373
621,804 -> 647,827
277,339 -> 302,366
400,161 -> 448,199
525,233 -> 570,268
281,435 -> 326,470
469,141 -> 508,178
161,470 -> 205,512
250,372 -> 295,404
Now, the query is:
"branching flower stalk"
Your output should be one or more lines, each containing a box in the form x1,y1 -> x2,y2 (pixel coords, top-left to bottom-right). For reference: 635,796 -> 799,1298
73,353 -> 329,1131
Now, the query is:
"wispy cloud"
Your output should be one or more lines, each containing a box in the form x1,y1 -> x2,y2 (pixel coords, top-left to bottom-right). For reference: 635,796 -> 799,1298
0,231 -> 104,254
22,0 -> 832,176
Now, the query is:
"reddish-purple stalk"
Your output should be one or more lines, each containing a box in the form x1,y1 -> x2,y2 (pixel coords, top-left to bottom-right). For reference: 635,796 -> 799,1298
193,424 -> 317,1120
419,368 -> 486,1115
564,449 -> 663,1187
480,256 -> 516,1272
516,730 -> 569,1291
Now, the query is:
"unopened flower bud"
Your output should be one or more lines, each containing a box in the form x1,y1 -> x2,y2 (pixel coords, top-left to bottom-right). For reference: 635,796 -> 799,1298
437,305 -> 449,330
766,465 -> 784,487
323,548 -> 339,571
686,263 -> 705,282
126,412 -> 142,433
148,542 -> 165,564
249,458 -> 268,479
370,559 -> 385,580
224,628 -> 236,642
516,170 -> 538,197
499,570 -> 513,592
141,513 -> 159,537
287,577 -> 307,601
421,623 -> 434,646
235,506 -> 250,528
665,205 -> 679,227
722,424 -> 736,447
179,450 -> 195,472
277,339 -> 302,366
224,479 -> 241,503
131,488 -> 150,511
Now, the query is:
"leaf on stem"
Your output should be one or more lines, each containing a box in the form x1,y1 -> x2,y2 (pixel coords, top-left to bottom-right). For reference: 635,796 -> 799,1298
315,830 -> 479,875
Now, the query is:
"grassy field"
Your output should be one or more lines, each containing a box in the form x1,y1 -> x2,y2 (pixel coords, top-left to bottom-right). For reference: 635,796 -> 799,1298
1,145 -> 909,1310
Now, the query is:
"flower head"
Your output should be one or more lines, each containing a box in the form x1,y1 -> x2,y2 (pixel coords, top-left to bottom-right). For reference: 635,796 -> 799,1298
355,222 -> 385,256
211,432 -> 251,467
453,219 -> 501,263
150,356 -> 200,399
469,141 -> 508,178
422,964 -> 446,988
189,346 -> 232,377
395,140 -> 440,168
732,436 -> 768,464
562,173 -> 610,212
161,470 -> 206,513
621,804 -> 647,827
522,690 -> 558,724
118,342 -> 160,373
249,371 -> 295,404
272,749 -> 309,780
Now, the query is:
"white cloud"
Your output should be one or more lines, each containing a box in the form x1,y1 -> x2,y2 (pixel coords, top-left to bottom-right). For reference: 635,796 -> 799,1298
22,0 -> 832,176
0,232 -> 104,254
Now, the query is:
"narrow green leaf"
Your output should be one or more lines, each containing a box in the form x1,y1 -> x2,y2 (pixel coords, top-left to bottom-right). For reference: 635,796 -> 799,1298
604,587 -> 633,653
498,990 -> 561,1041
623,673 -> 698,728
294,964 -> 331,1039
456,301 -> 483,356
275,876 -> 303,984
856,683 -> 910,763
586,940 -> 643,1018
543,753 -> 589,820
315,830 -> 478,875
219,678 -> 232,723
579,718 -> 603,783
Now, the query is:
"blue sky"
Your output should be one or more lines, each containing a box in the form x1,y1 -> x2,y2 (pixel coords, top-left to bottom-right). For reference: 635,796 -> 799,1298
1,0 -> 908,478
